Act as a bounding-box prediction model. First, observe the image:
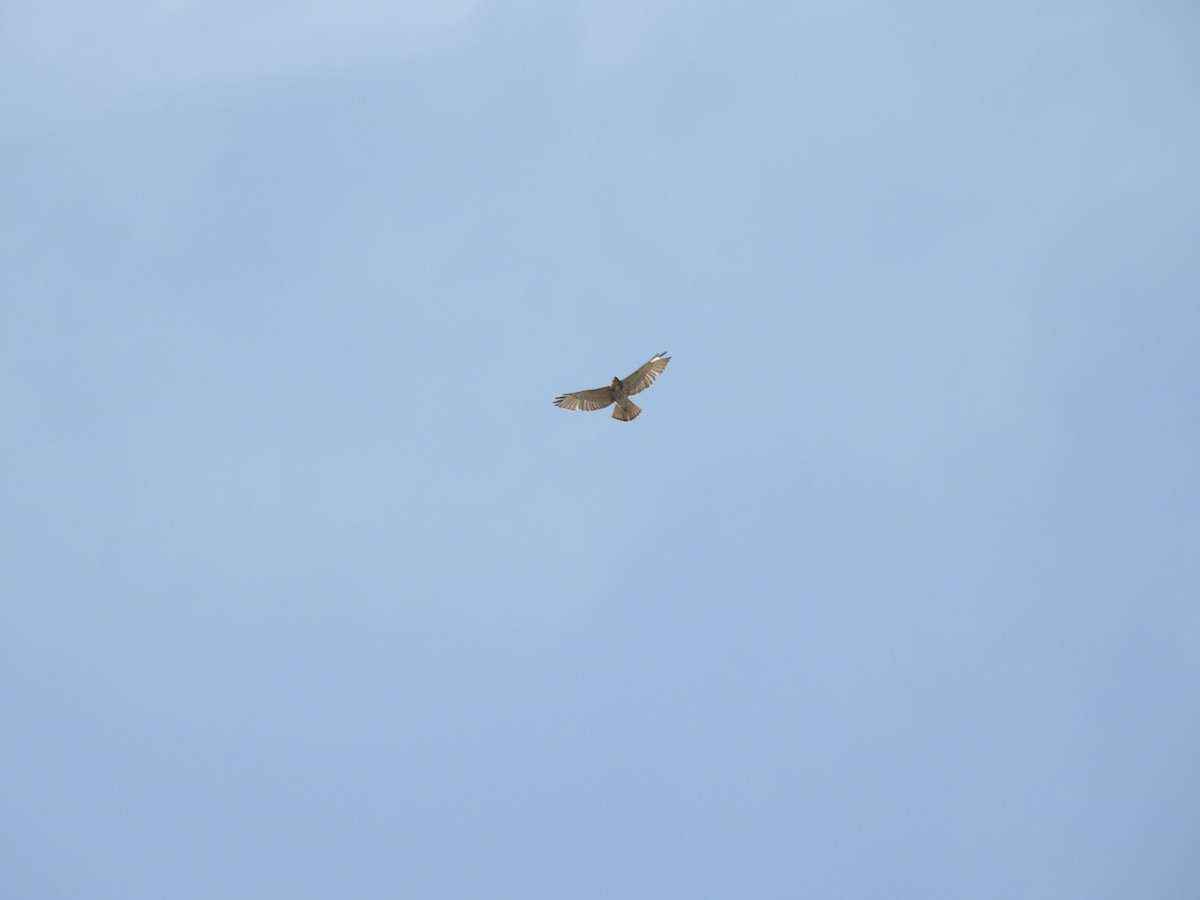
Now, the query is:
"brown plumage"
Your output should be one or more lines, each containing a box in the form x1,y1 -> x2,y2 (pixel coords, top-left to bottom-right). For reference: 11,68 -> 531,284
553,352 -> 671,422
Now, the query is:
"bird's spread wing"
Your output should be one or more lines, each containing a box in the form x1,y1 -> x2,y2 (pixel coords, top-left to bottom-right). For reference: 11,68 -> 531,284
621,352 -> 670,396
553,385 -> 614,411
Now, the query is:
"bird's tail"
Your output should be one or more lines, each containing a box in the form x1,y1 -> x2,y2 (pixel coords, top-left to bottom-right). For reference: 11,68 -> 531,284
612,400 -> 642,421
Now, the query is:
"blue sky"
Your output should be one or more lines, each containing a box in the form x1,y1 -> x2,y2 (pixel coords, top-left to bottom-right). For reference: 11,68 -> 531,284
3,2 -> 1199,897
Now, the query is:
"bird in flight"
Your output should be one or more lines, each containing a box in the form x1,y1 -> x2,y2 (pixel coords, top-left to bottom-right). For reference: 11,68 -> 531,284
553,352 -> 671,422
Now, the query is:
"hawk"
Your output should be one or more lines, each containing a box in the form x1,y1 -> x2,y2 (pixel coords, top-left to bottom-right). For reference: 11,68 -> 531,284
553,352 -> 671,422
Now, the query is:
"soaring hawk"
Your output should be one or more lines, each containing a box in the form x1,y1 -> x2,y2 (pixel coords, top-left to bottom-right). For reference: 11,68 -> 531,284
553,352 -> 671,422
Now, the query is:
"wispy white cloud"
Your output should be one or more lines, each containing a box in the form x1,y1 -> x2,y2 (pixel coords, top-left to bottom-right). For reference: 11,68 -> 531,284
1,0 -> 479,125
